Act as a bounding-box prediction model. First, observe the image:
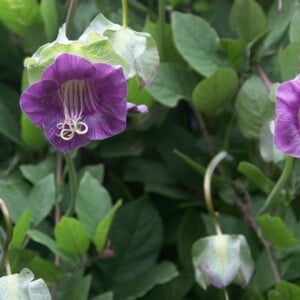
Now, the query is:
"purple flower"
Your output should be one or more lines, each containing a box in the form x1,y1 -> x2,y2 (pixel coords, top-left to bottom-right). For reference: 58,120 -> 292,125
20,53 -> 147,152
274,75 -> 300,157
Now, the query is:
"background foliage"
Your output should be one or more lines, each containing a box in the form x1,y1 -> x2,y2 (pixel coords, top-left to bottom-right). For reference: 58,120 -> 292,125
0,0 -> 300,299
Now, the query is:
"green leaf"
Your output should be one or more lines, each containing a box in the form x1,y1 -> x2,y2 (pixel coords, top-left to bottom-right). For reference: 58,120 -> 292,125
0,268 -> 51,300
78,163 -> 104,184
128,77 -> 154,108
40,0 -> 58,41
21,112 -> 45,149
192,68 -> 238,116
289,12 -> 300,42
75,172 -> 112,237
221,39 -> 246,69
0,180 -> 30,222
237,162 -> 274,194
142,273 -> 194,300
94,200 -> 122,252
257,215 -> 298,249
0,84 -> 22,146
0,0 -> 42,37
177,210 -> 205,270
98,199 -> 163,299
120,262 -> 178,299
92,292 -> 113,300
54,217 -> 90,258
279,41 -> 300,81
235,76 -> 274,138
26,174 -> 56,225
58,274 -> 91,300
268,281 -> 300,300
229,0 -> 267,42
27,230 -> 73,262
172,12 -> 224,77
20,156 -> 56,184
147,63 -> 198,107
12,210 -> 31,249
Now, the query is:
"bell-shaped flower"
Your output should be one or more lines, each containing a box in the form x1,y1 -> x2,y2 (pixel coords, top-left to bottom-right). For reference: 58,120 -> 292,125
0,268 -> 51,300
274,75 -> 300,157
192,234 -> 254,290
20,53 -> 147,152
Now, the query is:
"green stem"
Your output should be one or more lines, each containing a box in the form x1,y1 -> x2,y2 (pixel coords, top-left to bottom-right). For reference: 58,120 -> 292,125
224,289 -> 230,300
204,151 -> 228,235
64,153 -> 78,216
259,156 -> 294,214
65,0 -> 78,38
158,0 -> 166,60
121,0 -> 128,28
0,199 -> 12,275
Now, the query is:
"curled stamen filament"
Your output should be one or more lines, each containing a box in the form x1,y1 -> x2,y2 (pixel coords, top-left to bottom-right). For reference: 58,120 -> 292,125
57,117 -> 88,141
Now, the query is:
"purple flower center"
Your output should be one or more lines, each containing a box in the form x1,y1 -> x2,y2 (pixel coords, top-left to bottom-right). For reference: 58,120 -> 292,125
56,79 -> 98,141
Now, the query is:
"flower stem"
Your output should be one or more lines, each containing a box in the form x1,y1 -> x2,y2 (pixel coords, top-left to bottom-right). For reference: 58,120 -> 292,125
64,153 -> 78,216
158,0 -> 166,60
204,151 -> 228,235
224,289 -> 230,300
121,0 -> 128,28
0,199 -> 12,275
65,0 -> 78,38
259,156 -> 294,214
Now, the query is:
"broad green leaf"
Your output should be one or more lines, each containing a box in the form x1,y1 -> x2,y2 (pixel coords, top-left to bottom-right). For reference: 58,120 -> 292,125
54,217 -> 90,258
0,0 -> 42,37
98,199 -> 163,299
257,215 -> 298,249
268,281 -> 300,300
40,0 -> 58,41
12,210 -> 31,249
142,273 -> 194,300
94,200 -> 122,252
289,12 -> 300,42
75,172 -> 112,237
144,19 -> 183,63
230,0 -> 267,42
0,84 -> 22,146
147,63 -> 198,107
177,210 -> 205,270
279,41 -> 300,81
235,76 -> 274,138
0,180 -> 30,222
57,274 -> 91,300
78,163 -> 104,184
237,162 -> 274,194
128,77 -> 154,108
27,230 -> 73,262
92,292 -> 113,300
20,156 -> 56,184
120,262 -> 178,299
221,39 -> 246,68
26,174 -> 56,225
21,113 -> 45,149
172,12 -> 224,77
192,68 -> 238,116
0,268 -> 51,300
10,249 -> 64,283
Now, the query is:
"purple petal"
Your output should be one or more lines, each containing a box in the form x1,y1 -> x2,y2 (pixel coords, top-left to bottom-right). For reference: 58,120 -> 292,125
43,116 -> 90,152
20,80 -> 58,126
84,63 -> 128,140
42,53 -> 97,85
274,76 -> 300,157
127,103 -> 148,113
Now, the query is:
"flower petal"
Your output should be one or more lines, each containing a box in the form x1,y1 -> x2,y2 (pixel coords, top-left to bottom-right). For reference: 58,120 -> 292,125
42,53 -> 97,85
83,63 -> 128,140
20,80 -> 58,127
276,76 -> 300,115
126,103 -> 148,113
274,113 -> 300,157
43,116 -> 90,152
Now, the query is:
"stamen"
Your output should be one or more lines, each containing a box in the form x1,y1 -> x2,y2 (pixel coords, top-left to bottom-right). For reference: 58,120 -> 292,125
56,79 -> 96,141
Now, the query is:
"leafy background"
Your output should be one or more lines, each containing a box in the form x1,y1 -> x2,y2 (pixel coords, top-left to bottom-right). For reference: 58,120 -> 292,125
1,0 -> 300,299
